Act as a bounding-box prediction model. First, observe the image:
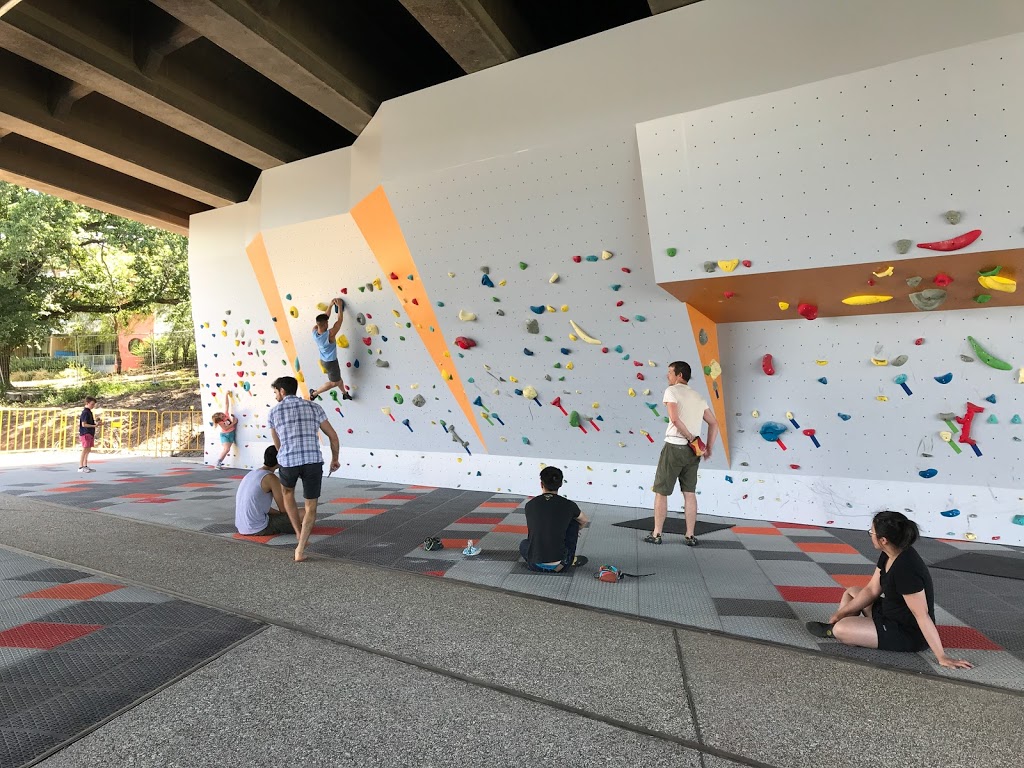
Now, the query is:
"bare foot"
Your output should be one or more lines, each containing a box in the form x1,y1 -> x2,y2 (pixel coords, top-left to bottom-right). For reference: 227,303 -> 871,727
294,550 -> 307,562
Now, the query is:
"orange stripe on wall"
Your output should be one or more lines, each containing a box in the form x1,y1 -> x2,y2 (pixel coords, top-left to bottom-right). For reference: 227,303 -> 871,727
350,186 -> 487,451
686,303 -> 730,465
245,233 -> 308,398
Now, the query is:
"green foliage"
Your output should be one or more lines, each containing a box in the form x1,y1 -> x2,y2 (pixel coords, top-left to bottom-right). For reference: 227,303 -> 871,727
22,375 -> 197,407
10,356 -> 74,373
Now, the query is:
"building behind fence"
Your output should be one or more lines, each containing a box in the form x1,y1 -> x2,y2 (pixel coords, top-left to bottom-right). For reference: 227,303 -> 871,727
0,409 -> 205,457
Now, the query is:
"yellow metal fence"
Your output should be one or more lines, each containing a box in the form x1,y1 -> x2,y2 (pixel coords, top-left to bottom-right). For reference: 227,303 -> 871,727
0,409 -> 205,457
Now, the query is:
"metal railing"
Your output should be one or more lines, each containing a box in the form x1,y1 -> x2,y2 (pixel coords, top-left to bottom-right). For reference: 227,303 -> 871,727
0,408 -> 205,457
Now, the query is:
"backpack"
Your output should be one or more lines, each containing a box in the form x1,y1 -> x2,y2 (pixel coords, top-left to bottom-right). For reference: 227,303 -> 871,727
595,564 -> 654,583
423,537 -> 444,551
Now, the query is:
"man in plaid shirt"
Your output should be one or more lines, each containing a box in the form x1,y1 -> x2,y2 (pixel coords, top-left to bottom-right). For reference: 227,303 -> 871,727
268,376 -> 341,562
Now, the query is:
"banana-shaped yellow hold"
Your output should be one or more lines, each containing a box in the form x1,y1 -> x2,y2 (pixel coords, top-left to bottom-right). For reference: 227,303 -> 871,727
842,295 -> 893,305
977,275 -> 1017,293
569,320 -> 602,344
872,266 -> 894,278
718,259 -> 740,272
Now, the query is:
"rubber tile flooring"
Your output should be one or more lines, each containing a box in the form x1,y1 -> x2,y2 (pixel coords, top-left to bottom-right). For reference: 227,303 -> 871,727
0,546 -> 263,768
1,459 -> 1022,693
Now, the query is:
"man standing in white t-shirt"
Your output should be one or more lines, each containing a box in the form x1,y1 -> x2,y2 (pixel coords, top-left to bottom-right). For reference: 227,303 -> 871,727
647,361 -> 719,547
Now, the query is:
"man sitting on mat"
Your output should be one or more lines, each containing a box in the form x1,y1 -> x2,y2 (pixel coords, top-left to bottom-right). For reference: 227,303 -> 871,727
234,446 -> 296,537
519,466 -> 589,572
806,510 -> 972,670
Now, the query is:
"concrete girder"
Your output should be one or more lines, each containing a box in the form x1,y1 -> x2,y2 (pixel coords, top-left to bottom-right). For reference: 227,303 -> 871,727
0,134 -> 209,235
0,50 -> 258,207
648,0 -> 704,14
0,1 -> 301,168
397,0 -> 536,73
148,0 -> 380,134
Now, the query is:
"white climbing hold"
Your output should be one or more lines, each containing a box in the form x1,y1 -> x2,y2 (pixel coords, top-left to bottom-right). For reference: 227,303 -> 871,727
550,273 -> 559,283
458,309 -> 477,321
569,320 -> 601,345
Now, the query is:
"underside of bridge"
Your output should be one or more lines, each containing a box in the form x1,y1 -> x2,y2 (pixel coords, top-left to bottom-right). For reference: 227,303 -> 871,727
0,0 -> 700,234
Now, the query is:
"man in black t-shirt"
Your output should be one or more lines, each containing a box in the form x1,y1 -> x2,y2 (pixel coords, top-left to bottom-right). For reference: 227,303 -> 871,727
519,466 -> 590,572
78,397 -> 101,473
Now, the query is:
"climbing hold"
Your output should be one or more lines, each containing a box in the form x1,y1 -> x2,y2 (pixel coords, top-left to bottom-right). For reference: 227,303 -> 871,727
872,266 -> 894,278
703,261 -> 717,273
356,313 -> 366,325
894,374 -> 912,396
905,276 -> 922,288
933,272 -> 954,288
944,210 -> 962,225
289,306 -> 299,318
742,260 -> 752,268
798,303 -> 818,321
723,291 -> 735,299
614,345 -> 623,353
600,250 -> 614,260
762,354 -> 775,376
987,414 -> 998,424
496,309 -> 505,316
480,266 -> 490,274
529,306 -> 545,314
586,255 -> 599,262
526,319 -> 540,334
908,288 -> 947,311
634,315 -> 646,322
941,509 -> 961,518
412,394 -> 425,407
628,388 -> 636,398
337,335 -> 349,349
454,337 -> 476,350
481,274 -> 494,288
698,329 -> 708,345
666,248 -> 677,257
985,394 -> 997,404
842,295 -> 893,305
817,377 -> 828,385
560,305 -> 569,312
373,278 -> 382,291
375,359 -> 389,368
895,239 -> 913,254
778,302 -> 789,311
560,348 -> 571,355
458,309 -> 477,321
890,355 -> 908,367
1012,414 -> 1022,424
523,348 -> 534,356
751,410 -> 759,418
978,265 -> 1002,277
759,422 -> 788,449
918,469 -> 938,479
978,274 -> 1017,293
934,373 -> 953,384
914,338 -> 924,346
393,393 -> 404,404
718,259 -> 739,272
838,413 -> 852,421
550,273 -> 559,283
967,336 -> 1013,370
636,373 -> 644,380
619,316 -> 630,323
917,229 -> 981,251
1013,515 -> 1024,526
610,284 -> 621,291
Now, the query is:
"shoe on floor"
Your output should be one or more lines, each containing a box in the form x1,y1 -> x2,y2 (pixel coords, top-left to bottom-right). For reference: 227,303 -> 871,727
805,621 -> 835,639
643,533 -> 662,545
569,555 -> 588,567
684,536 -> 699,547
342,391 -> 353,400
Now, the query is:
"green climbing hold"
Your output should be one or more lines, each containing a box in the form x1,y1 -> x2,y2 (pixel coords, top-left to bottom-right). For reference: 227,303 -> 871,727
967,336 -> 1013,371
568,411 -> 581,427
1011,414 -> 1021,424
634,315 -> 646,322
437,301 -> 445,307
974,294 -> 992,304
492,296 -> 500,302
986,414 -> 998,424
519,262 -> 528,269
393,394 -> 404,404
544,336 -> 552,342
703,365 -> 712,375
585,255 -> 599,262
978,266 -> 1002,277
467,377 -> 474,383
553,362 -> 561,368
666,247 -> 677,257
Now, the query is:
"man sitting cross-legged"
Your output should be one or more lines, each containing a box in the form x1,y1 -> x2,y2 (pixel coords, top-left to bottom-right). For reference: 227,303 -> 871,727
234,445 -> 297,537
518,466 -> 590,572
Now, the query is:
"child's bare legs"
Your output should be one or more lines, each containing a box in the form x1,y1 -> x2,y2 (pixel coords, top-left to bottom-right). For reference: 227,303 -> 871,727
216,441 -> 232,467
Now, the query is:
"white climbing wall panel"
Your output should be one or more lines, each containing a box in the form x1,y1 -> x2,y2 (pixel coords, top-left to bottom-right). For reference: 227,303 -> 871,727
189,1 -> 1024,544
639,32 -> 1024,283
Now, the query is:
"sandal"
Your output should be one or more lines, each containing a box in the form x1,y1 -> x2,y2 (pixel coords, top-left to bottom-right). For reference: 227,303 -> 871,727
684,536 -> 699,547
643,534 -> 662,545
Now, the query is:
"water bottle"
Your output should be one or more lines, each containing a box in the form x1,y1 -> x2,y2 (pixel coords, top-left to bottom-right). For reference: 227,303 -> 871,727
463,539 -> 481,557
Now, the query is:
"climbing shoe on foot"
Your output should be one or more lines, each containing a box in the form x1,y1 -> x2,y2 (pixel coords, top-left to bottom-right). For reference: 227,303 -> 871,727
684,536 -> 699,547
805,621 -> 835,639
643,534 -> 662,545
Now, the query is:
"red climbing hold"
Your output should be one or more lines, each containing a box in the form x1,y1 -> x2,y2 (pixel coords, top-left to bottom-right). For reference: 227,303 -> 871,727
789,464 -> 801,470
636,373 -> 645,380
933,272 -> 954,288
914,338 -> 924,345
411,298 -> 419,305
616,300 -> 624,307
742,260 -> 752,268
573,255 -> 582,263
601,347 -> 608,353
723,291 -> 735,299
917,230 -> 981,252
389,272 -> 398,280
867,279 -> 876,287
798,303 -> 818,321
341,288 -> 348,294
633,361 -> 643,367
362,337 -> 372,346
454,336 -> 476,350
550,397 -> 568,415
619,316 -> 630,322
621,267 -> 631,273
762,354 -> 775,376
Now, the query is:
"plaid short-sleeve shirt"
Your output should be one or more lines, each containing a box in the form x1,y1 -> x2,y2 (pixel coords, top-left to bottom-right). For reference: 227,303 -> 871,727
267,395 -> 328,467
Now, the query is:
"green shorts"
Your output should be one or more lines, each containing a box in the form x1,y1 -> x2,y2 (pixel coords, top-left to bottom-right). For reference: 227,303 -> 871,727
652,442 -> 701,495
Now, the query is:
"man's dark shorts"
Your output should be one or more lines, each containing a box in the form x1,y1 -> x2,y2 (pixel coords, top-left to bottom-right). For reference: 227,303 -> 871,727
251,513 -> 294,537
652,442 -> 701,495
322,359 -> 342,383
278,463 -> 323,500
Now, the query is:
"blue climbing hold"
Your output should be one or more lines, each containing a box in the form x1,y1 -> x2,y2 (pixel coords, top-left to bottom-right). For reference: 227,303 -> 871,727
918,469 -> 938,479
481,274 -> 494,287
934,372 -> 953,384
610,284 -> 621,291
560,348 -> 571,355
1012,414 -> 1022,424
381,336 -> 388,342
595,415 -> 604,421
514,388 -> 523,396
472,396 -> 483,407
524,348 -> 534,356
725,476 -> 733,483
985,393 -> 997,404
614,345 -> 623,353
987,414 -> 998,424
838,413 -> 851,421
530,305 -> 545,314
940,509 -> 961,518
817,377 -> 828,385
353,359 -> 360,368
1013,515 -> 1024,526
759,422 -> 788,442
585,255 -> 599,262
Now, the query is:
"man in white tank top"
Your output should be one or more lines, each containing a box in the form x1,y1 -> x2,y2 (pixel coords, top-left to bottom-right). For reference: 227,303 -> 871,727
235,446 -> 294,536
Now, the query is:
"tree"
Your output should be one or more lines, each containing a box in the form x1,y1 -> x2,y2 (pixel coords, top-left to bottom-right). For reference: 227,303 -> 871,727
0,180 -> 191,389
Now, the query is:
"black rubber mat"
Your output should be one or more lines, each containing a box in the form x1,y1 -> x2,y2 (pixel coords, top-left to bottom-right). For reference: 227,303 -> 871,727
611,517 -> 733,535
931,553 -> 1024,581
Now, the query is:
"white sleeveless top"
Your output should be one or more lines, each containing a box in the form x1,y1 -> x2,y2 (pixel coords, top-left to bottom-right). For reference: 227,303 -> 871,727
235,468 -> 273,534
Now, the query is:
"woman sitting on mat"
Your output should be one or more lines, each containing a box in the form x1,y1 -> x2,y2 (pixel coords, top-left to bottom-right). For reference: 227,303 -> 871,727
806,510 -> 972,670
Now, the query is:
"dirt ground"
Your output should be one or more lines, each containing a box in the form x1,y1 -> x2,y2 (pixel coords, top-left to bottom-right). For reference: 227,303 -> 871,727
91,386 -> 202,413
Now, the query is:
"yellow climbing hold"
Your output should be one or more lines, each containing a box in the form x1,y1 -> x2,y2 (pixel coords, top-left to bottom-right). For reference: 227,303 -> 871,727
628,388 -> 636,397
365,324 -> 379,336
560,305 -> 569,312
443,351 -> 450,358
296,372 -> 305,383
870,357 -> 888,366
499,279 -> 507,287
1019,368 -> 1024,384
876,394 -> 888,401
546,306 -> 556,313
842,295 -> 893,305
550,273 -> 559,284
337,335 -> 349,348
706,360 -> 722,379
569,320 -> 601,344
288,307 -> 298,318
778,302 -> 790,310
752,410 -> 759,418
441,369 -> 453,381
642,389 -> 651,396
815,360 -> 828,366
566,362 -> 574,370
458,309 -> 476,321
523,386 -> 538,399
978,274 -> 1017,293
592,402 -> 600,409
568,334 -> 578,342
601,250 -> 613,260
410,383 -> 419,389
872,266 -> 894,278
392,310 -> 401,317
509,376 -> 518,383
939,431 -> 952,442
316,302 -> 329,312
718,259 -> 740,272
372,277 -> 382,291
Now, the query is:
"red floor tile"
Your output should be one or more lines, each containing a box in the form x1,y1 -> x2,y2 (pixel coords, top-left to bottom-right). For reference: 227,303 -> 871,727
424,570 -> 447,577
380,494 -> 416,500
0,622 -> 103,649
114,478 -> 145,483
22,583 -> 124,600
492,524 -> 528,534
327,497 -> 371,504
440,538 -> 470,549
480,501 -> 522,508
456,516 -> 504,525
831,574 -> 871,589
181,482 -> 217,488
310,526 -> 344,536
796,542 -> 859,554
121,493 -> 162,499
773,522 -> 824,530
340,507 -> 385,515
732,526 -> 782,536
936,625 -> 1003,651
776,586 -> 848,603
233,532 -> 278,544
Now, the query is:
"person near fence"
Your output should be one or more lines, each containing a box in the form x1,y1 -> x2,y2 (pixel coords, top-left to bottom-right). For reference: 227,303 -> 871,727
78,396 -> 101,473
268,376 -> 341,562
211,391 -> 238,469
309,297 -> 353,402
234,445 -> 295,537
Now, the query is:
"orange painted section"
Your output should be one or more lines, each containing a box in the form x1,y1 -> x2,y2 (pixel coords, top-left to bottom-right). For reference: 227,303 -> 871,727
350,186 -> 487,451
685,304 -> 730,465
245,233 -> 308,399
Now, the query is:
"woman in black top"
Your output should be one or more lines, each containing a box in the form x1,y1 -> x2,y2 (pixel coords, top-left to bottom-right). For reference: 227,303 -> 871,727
806,510 -> 972,669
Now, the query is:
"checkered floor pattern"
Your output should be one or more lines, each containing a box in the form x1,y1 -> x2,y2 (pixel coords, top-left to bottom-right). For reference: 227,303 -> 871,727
0,547 -> 263,767
2,459 -> 1022,692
